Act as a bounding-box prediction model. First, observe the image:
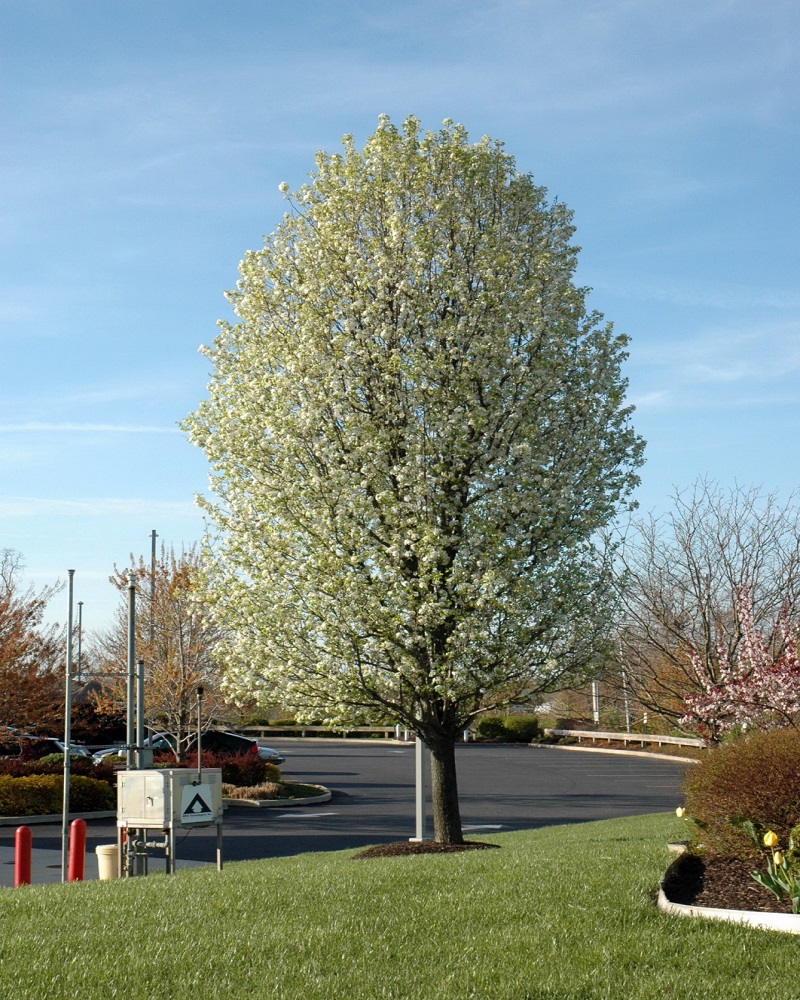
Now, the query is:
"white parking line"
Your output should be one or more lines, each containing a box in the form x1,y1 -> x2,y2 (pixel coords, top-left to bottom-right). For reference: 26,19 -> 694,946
275,812 -> 338,819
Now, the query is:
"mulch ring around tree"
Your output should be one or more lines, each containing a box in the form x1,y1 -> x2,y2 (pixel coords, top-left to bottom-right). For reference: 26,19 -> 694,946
662,851 -> 792,913
353,840 -> 501,859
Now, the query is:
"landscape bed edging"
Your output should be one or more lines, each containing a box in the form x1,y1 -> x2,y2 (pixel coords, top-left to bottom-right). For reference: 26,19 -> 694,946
659,845 -> 800,935
657,884 -> 800,935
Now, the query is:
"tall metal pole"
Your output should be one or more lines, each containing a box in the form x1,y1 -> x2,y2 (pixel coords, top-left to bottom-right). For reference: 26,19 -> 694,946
150,529 -> 157,646
621,664 -> 632,733
196,686 -> 204,783
413,736 -> 428,842
136,659 -> 145,768
61,569 -> 75,882
126,573 -> 136,771
76,601 -> 83,684
592,680 -> 601,727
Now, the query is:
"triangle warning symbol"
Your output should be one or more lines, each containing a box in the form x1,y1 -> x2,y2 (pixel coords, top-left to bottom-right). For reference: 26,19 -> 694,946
184,792 -> 212,815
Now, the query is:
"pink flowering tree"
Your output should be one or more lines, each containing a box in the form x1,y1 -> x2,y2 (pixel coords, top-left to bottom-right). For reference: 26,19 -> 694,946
681,586 -> 800,738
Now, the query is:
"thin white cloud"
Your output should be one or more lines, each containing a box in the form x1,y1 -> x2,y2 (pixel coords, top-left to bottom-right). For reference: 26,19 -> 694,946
0,423 -> 180,433
637,321 -> 800,384
0,496 -> 198,518
594,270 -> 800,313
62,379 -> 193,406
629,390 -> 672,409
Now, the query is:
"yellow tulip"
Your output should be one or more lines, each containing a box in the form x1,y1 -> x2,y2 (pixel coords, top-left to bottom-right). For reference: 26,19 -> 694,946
764,830 -> 780,848
773,851 -> 785,866
675,806 -> 686,818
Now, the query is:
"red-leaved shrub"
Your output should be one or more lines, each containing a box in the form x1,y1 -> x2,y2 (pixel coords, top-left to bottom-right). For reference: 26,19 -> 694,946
683,728 -> 800,857
153,750 -> 281,787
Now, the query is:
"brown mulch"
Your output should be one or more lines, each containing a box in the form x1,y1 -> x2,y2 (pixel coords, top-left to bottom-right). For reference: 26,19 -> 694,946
662,851 -> 792,913
353,840 -> 501,859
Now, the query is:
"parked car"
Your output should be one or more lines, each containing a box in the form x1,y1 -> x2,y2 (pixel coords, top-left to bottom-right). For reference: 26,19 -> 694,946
92,733 -> 172,763
0,735 -> 89,759
197,730 -> 285,764
93,731 -> 285,765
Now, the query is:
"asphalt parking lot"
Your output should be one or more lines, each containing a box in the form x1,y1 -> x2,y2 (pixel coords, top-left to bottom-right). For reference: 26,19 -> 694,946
0,739 -> 691,885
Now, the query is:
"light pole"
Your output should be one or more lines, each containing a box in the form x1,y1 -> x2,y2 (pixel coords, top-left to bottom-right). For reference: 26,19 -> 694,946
76,601 -> 83,684
61,569 -> 75,882
126,573 -> 136,771
592,680 -> 600,728
150,529 -> 157,646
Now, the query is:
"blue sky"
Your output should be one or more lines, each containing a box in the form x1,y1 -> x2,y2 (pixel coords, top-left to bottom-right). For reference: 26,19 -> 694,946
1,0 -> 798,633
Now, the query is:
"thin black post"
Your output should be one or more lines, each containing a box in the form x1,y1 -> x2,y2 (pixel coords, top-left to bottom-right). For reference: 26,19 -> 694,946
196,686 -> 204,783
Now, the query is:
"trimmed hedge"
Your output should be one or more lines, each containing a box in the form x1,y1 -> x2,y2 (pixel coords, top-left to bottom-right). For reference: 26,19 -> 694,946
0,754 -> 116,784
475,714 -> 541,743
0,774 -> 115,816
682,728 -> 800,858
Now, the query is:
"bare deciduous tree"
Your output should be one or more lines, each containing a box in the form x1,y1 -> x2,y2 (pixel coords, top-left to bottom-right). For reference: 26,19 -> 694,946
92,545 -> 225,759
616,480 -> 800,729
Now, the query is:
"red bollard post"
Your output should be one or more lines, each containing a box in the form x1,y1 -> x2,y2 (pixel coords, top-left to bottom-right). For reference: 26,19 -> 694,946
15,825 -> 32,887
68,818 -> 86,882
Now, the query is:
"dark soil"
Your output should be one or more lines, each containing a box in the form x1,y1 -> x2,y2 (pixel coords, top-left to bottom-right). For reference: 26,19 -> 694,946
662,851 -> 792,913
353,840 -> 500,859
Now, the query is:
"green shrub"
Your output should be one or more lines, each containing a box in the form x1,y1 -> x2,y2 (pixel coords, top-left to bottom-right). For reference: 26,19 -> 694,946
68,775 -> 116,811
476,716 -> 507,740
35,752 -> 86,768
476,714 -> 540,742
501,715 -> 541,742
0,774 -> 115,816
0,754 -> 117,789
682,728 -> 800,858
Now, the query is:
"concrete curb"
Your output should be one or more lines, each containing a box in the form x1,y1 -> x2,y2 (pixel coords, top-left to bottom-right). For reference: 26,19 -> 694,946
658,844 -> 800,935
0,811 -> 116,827
657,885 -> 800,935
529,744 -> 700,764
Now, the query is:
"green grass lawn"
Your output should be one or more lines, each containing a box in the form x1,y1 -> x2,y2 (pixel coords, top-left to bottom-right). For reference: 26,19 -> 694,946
1,812 -> 798,1000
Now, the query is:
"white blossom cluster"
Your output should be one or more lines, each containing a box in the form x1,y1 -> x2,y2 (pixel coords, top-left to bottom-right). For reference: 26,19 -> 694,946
184,116 -> 644,740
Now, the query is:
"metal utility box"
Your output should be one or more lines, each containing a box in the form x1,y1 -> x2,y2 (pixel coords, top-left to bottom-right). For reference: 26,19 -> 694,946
116,768 -> 224,876
118,768 -> 223,828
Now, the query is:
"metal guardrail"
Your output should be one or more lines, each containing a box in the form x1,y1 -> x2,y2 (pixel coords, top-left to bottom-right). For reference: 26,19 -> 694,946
238,725 -> 399,739
237,724 -> 706,750
545,728 -> 705,749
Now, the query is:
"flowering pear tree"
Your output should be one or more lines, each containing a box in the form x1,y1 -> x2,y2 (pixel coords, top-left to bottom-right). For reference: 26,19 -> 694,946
681,586 -> 800,738
185,116 -> 644,843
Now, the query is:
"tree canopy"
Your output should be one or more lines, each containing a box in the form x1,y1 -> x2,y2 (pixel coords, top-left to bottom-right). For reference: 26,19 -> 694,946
616,480 -> 800,728
185,116 -> 643,841
92,545 -> 224,758
0,549 -> 63,731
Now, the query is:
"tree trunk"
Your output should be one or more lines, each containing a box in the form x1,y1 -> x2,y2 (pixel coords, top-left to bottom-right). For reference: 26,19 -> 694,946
428,736 -> 464,844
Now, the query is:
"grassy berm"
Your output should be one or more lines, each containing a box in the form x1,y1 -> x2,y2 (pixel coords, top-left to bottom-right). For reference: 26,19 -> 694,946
2,813 -> 799,1000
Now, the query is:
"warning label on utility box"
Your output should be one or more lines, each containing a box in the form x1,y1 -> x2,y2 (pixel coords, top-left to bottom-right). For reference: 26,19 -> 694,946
180,783 -> 214,824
